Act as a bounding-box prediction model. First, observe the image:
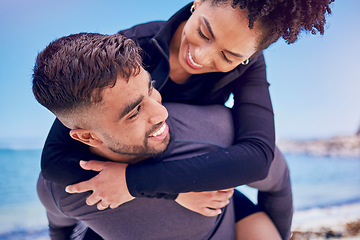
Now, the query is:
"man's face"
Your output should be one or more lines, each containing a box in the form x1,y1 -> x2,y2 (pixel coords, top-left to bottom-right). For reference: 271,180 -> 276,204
91,68 -> 170,160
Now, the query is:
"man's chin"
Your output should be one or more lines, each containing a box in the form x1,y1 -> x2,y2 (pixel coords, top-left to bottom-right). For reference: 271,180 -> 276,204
109,135 -> 170,164
141,136 -> 170,161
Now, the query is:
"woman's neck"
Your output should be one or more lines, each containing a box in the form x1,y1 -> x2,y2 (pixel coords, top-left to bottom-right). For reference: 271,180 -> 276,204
169,21 -> 192,84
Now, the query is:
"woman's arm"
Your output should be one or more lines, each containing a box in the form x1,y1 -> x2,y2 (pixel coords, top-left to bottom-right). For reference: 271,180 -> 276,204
41,118 -> 105,185
42,53 -> 274,196
125,53 -> 275,196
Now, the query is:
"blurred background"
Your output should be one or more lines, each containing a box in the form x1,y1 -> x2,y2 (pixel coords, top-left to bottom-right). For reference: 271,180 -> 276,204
0,0 -> 359,239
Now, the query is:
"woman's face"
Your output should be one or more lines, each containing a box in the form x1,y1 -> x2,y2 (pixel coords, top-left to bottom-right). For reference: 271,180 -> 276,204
178,0 -> 261,74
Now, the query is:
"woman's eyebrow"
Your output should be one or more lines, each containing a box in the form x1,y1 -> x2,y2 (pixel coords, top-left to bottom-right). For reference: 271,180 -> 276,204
203,17 -> 244,59
203,17 -> 215,40
224,50 -> 244,58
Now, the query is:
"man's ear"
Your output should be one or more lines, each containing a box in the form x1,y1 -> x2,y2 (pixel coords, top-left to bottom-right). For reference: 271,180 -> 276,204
69,129 -> 103,148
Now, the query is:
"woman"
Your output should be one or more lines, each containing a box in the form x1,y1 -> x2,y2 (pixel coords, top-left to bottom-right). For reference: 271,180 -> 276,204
40,0 -> 334,239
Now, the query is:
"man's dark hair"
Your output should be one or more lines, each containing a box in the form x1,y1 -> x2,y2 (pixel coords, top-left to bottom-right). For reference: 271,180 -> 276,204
206,0 -> 335,49
32,33 -> 142,116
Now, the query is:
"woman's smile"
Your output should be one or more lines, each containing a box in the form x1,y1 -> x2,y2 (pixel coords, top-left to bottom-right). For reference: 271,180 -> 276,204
174,1 -> 260,77
186,48 -> 204,69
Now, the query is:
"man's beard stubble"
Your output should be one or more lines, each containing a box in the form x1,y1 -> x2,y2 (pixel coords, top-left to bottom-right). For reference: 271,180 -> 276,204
106,123 -> 171,162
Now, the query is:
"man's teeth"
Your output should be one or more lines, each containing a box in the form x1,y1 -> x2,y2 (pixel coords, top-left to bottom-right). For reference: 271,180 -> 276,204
151,124 -> 166,137
188,50 -> 203,68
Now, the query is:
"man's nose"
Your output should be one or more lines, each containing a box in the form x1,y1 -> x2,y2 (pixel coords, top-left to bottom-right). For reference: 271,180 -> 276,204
148,103 -> 168,124
148,92 -> 168,124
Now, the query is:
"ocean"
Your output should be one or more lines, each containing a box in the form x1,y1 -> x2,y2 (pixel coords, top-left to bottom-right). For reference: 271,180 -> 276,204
0,149 -> 359,239
0,149 -> 48,239
238,154 -> 360,210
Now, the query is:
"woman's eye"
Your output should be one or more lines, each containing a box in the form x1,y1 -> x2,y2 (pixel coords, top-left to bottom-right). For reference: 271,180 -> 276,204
198,28 -> 210,41
221,52 -> 233,64
129,105 -> 141,119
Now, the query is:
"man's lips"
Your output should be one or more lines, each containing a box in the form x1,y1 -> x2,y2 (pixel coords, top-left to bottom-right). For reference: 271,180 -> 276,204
186,49 -> 204,69
148,122 -> 169,140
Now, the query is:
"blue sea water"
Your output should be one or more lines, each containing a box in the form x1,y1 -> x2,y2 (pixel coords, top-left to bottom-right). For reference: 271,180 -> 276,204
286,154 -> 360,210
0,149 -> 359,239
238,154 -> 360,211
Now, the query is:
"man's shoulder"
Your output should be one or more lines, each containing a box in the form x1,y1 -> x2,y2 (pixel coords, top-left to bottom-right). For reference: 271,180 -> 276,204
162,103 -> 234,161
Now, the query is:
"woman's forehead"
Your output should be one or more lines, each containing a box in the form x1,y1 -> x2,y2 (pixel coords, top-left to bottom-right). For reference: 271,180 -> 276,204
196,3 -> 260,55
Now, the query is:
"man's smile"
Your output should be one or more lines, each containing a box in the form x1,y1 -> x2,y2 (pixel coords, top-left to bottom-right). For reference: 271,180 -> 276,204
149,122 -> 169,140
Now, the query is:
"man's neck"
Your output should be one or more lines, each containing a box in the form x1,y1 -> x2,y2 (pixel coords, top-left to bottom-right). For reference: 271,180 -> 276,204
89,146 -> 147,164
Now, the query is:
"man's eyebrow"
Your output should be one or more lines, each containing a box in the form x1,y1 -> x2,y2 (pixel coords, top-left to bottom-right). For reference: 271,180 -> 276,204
147,72 -> 153,94
118,72 -> 152,120
119,96 -> 144,120
203,17 -> 244,59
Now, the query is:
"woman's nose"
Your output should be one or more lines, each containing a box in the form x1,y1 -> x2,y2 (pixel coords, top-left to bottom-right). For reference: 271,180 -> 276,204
194,45 -> 215,66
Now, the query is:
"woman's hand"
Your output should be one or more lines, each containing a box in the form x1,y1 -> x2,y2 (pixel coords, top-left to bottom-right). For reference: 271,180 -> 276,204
65,160 -> 134,210
175,188 -> 234,217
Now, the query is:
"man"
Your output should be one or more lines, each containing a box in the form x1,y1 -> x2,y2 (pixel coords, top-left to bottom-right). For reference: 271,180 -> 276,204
33,32 -> 281,239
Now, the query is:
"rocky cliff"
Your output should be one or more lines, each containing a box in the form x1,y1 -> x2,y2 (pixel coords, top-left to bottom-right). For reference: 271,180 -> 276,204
277,135 -> 360,158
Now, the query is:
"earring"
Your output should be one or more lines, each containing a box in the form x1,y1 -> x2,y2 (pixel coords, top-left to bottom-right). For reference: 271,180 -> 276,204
241,59 -> 249,65
190,4 -> 195,13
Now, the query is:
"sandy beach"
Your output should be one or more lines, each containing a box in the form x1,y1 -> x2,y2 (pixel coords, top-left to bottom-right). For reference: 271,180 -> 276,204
1,203 -> 359,240
291,203 -> 360,239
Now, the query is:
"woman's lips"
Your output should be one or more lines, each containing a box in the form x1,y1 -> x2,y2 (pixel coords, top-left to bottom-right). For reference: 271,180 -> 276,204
186,49 -> 204,69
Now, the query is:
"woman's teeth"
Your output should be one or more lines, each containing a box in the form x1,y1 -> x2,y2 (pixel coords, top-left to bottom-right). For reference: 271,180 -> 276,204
188,50 -> 203,68
151,124 -> 166,137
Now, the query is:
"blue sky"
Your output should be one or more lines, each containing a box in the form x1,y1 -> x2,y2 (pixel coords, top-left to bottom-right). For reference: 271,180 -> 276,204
0,0 -> 359,148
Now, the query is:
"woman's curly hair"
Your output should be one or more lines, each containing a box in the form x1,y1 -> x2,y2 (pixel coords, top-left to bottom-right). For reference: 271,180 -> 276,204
207,0 -> 335,49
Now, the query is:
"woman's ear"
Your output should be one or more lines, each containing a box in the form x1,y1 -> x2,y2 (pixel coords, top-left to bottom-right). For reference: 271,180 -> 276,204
193,0 -> 201,9
69,129 -> 103,148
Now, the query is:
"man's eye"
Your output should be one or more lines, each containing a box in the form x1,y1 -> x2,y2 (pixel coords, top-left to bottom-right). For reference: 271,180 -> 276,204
198,28 -> 210,41
129,105 -> 141,119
